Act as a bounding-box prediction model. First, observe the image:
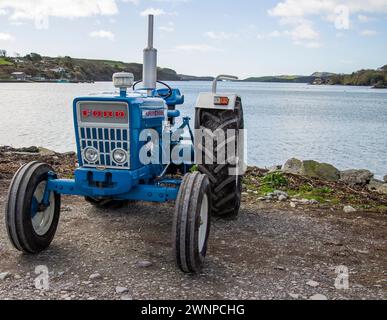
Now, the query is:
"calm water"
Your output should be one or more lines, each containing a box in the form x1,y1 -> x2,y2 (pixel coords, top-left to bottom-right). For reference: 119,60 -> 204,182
0,82 -> 386,177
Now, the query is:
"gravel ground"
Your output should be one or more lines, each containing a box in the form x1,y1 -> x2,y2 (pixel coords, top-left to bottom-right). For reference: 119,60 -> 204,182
0,178 -> 386,300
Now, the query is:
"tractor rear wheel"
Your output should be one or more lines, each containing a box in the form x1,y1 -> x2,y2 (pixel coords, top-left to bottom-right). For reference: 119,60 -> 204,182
84,197 -> 127,209
173,172 -> 211,274
5,162 -> 61,254
195,98 -> 244,220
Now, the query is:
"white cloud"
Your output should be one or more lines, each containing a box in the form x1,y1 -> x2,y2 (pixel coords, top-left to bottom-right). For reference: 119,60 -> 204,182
0,0 -> 119,21
257,30 -> 281,40
269,0 -> 387,18
360,29 -> 378,36
89,30 -> 115,40
121,0 -> 139,5
159,22 -> 174,32
357,14 -> 378,22
204,31 -> 239,40
285,22 -> 319,41
175,44 -> 221,53
140,8 -> 166,16
0,32 -> 14,41
268,0 -> 386,47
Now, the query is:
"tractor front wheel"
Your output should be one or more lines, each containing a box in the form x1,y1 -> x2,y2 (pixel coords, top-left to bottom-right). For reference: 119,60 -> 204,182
5,162 -> 61,254
173,172 -> 211,274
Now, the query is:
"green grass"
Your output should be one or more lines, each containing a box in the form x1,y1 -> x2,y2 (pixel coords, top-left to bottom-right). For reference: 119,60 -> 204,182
287,185 -> 335,203
243,173 -> 339,203
0,58 -> 13,66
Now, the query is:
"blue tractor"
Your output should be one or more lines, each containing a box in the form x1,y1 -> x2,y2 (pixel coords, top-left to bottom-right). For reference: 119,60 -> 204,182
5,16 -> 245,274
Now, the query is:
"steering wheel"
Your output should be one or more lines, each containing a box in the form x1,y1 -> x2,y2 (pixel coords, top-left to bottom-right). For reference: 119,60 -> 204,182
132,80 -> 173,99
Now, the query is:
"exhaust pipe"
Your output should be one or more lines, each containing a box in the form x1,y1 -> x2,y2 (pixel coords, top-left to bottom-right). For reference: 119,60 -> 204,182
143,15 -> 157,93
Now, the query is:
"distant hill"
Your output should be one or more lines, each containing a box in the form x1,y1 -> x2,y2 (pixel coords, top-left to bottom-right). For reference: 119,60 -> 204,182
328,66 -> 387,87
0,53 -> 213,82
243,67 -> 386,87
311,72 -> 336,78
243,75 -> 316,83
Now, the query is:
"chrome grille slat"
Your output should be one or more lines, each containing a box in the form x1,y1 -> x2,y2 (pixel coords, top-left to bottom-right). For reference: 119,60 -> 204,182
79,126 -> 130,169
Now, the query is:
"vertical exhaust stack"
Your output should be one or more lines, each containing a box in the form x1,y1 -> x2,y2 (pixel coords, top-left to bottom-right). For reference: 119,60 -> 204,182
143,15 -> 157,94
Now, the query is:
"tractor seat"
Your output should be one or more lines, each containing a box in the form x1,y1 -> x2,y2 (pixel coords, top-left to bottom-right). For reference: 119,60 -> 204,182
157,88 -> 185,107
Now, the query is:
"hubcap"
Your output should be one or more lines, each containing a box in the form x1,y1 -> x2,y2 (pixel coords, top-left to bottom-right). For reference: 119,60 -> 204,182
198,194 -> 209,253
31,181 -> 55,236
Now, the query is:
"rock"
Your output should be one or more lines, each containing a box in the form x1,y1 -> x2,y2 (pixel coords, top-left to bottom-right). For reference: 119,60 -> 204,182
290,202 -> 296,208
282,158 -> 303,175
274,266 -> 285,271
384,176 -> 387,183
368,179 -> 387,195
137,260 -> 153,268
89,273 -> 101,280
268,165 -> 282,173
115,287 -> 129,294
283,158 -> 340,181
289,293 -> 300,299
273,190 -> 288,198
340,169 -> 374,186
278,195 -> 287,202
292,199 -> 318,205
301,160 -> 340,182
309,294 -> 328,301
344,206 -> 357,213
121,294 -> 133,300
19,146 -> 40,153
307,280 -> 319,288
0,272 -> 10,281
38,147 -> 56,156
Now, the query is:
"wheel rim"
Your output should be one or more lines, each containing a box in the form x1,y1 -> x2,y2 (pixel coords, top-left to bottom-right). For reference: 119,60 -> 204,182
31,181 -> 55,236
198,194 -> 209,252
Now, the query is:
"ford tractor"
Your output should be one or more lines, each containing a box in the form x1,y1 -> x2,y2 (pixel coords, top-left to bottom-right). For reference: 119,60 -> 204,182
5,15 -> 245,274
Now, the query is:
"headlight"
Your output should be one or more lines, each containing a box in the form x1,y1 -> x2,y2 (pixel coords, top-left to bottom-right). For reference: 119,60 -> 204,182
112,149 -> 128,164
84,147 -> 99,163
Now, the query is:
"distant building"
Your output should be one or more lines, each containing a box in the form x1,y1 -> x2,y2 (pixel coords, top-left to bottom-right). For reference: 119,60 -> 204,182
50,67 -> 66,73
11,72 -> 26,81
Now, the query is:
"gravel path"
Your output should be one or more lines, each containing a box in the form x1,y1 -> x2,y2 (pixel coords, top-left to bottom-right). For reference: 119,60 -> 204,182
0,179 -> 386,300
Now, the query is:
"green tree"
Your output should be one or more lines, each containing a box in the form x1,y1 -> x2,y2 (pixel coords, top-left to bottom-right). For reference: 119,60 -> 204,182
25,52 -> 42,63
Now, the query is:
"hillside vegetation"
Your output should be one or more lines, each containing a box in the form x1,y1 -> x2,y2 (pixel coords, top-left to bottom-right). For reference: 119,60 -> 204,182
329,66 -> 387,87
0,50 -> 385,87
0,52 -> 212,82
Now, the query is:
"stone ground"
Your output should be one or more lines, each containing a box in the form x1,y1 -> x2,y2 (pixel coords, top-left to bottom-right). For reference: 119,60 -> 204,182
0,178 -> 386,300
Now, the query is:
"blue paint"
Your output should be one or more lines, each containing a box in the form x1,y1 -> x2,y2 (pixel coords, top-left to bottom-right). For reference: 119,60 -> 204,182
31,196 -> 39,218
49,86 -> 192,204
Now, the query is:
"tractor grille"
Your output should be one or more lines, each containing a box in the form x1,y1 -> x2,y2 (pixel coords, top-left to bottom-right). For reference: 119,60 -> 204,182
79,127 -> 130,169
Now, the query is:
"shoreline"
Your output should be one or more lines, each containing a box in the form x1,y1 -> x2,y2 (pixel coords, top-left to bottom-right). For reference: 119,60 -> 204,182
1,145 -> 386,213
1,79 -> 386,88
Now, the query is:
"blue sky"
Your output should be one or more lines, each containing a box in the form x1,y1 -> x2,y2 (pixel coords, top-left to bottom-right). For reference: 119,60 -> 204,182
0,0 -> 386,78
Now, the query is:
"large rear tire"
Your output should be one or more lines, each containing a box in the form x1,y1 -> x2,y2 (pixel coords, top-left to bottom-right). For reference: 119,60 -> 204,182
5,162 -> 61,254
173,172 -> 211,274
195,98 -> 244,220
